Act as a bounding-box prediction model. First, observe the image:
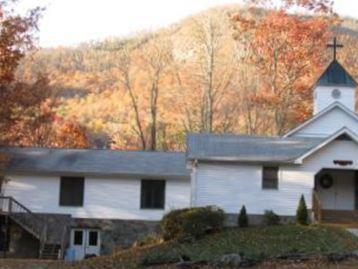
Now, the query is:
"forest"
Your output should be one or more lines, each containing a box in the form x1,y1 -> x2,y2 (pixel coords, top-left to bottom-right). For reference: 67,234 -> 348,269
3,0 -> 358,151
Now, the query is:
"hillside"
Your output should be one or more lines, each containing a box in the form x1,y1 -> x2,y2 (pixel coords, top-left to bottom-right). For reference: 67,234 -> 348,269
0,225 -> 357,269
15,5 -> 358,150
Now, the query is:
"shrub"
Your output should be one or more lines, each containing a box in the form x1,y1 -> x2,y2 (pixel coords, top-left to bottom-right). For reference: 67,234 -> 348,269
134,233 -> 163,247
296,194 -> 309,225
263,210 -> 280,226
161,206 -> 225,240
238,205 -> 249,228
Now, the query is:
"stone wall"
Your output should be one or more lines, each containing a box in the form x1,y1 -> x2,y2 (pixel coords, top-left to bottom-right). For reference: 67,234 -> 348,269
71,218 -> 160,254
2,214 -> 160,258
7,221 -> 40,258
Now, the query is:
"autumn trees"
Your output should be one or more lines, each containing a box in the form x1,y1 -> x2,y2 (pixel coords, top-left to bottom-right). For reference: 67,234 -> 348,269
0,1 -> 90,149
13,1 -> 344,150
233,0 -> 334,135
173,13 -> 240,135
115,36 -> 174,150
0,0 -> 42,144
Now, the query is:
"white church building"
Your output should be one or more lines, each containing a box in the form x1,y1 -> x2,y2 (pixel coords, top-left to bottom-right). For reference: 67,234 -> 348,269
0,49 -> 357,260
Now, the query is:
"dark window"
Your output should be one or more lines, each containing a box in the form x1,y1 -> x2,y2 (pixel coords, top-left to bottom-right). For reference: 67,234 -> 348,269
74,230 -> 83,246
88,231 -> 98,246
140,180 -> 165,209
59,177 -> 84,206
262,167 -> 279,190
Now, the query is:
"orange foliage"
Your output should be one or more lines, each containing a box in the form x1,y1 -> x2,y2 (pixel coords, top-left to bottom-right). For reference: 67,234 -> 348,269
233,10 -> 332,134
0,0 -> 42,146
54,121 -> 90,149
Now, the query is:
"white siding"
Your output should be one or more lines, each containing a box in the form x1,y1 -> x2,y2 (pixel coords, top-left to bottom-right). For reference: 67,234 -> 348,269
3,176 -> 191,221
193,140 -> 358,216
314,86 -> 355,114
293,107 -> 358,137
194,163 -> 312,216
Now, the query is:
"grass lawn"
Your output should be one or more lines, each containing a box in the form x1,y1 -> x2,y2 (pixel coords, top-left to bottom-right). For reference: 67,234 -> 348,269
1,225 -> 356,269
61,224 -> 358,269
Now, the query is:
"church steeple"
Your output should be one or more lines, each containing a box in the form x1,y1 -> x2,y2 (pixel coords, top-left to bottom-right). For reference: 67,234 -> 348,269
313,38 -> 357,114
316,60 -> 357,87
327,37 -> 343,61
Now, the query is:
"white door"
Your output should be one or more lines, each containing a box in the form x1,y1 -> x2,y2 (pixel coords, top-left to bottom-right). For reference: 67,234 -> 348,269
71,229 -> 86,260
85,229 -> 101,257
70,229 -> 101,260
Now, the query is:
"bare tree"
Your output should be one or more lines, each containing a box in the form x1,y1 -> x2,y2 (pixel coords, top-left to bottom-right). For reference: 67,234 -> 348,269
190,15 -> 236,133
142,38 -> 173,150
117,46 -> 147,149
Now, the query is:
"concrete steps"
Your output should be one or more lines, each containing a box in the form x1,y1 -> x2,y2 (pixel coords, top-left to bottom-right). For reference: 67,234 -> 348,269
40,244 -> 61,260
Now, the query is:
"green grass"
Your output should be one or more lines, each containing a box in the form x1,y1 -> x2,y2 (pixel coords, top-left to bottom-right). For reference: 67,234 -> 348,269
64,225 -> 358,269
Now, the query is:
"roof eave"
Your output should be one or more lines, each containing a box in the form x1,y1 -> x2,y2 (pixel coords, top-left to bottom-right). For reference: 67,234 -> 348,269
293,127 -> 358,163
2,169 -> 190,179
283,102 -> 358,137
186,156 -> 297,165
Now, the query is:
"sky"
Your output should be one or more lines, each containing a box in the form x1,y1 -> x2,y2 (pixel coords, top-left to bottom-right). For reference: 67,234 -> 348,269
19,0 -> 358,48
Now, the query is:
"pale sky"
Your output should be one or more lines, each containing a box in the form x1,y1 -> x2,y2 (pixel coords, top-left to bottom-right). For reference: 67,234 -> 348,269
20,0 -> 358,47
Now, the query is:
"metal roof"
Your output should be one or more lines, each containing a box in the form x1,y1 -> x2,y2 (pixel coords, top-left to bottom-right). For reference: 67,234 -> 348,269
316,60 -> 357,87
0,147 -> 189,178
187,133 -> 324,164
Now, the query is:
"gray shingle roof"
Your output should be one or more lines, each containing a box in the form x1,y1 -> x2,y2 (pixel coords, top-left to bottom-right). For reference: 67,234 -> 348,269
316,60 -> 357,87
187,133 -> 325,163
0,147 -> 189,178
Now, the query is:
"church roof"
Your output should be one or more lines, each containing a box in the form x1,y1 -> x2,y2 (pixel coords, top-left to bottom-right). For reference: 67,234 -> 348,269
294,127 -> 358,163
187,133 -> 324,164
284,102 -> 358,137
0,147 -> 189,178
316,60 -> 357,87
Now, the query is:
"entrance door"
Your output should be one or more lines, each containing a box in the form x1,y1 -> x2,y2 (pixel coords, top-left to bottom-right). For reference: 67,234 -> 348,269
70,229 -> 101,260
316,170 -> 356,210
85,230 -> 101,257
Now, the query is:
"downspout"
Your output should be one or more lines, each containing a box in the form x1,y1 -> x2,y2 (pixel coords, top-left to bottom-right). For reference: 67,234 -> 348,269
189,159 -> 198,207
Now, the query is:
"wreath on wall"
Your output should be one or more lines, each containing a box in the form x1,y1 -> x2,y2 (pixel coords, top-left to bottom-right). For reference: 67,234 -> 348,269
319,174 -> 333,189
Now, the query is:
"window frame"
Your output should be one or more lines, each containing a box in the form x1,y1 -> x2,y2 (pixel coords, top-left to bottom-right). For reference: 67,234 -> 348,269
88,230 -> 99,246
140,179 -> 166,210
73,230 -> 84,246
59,176 -> 85,207
262,166 -> 279,190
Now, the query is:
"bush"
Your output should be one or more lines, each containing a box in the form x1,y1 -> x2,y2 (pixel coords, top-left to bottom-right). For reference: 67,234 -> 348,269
263,210 -> 280,226
161,206 -> 225,240
296,194 -> 309,225
238,205 -> 249,228
134,233 -> 163,247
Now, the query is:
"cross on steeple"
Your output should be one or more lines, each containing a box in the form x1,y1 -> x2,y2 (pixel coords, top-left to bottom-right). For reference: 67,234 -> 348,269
327,37 -> 343,61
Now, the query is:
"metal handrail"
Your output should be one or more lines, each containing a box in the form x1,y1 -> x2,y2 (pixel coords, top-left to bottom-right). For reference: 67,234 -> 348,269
0,196 -> 71,259
0,196 -> 48,257
0,196 -> 46,229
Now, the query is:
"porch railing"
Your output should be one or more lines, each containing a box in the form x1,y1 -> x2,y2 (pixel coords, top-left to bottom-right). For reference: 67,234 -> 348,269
0,196 -> 47,240
312,190 -> 323,222
0,196 -> 69,259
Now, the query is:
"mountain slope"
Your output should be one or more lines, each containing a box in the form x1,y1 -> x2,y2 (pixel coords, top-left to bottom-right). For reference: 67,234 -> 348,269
15,4 -> 358,150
